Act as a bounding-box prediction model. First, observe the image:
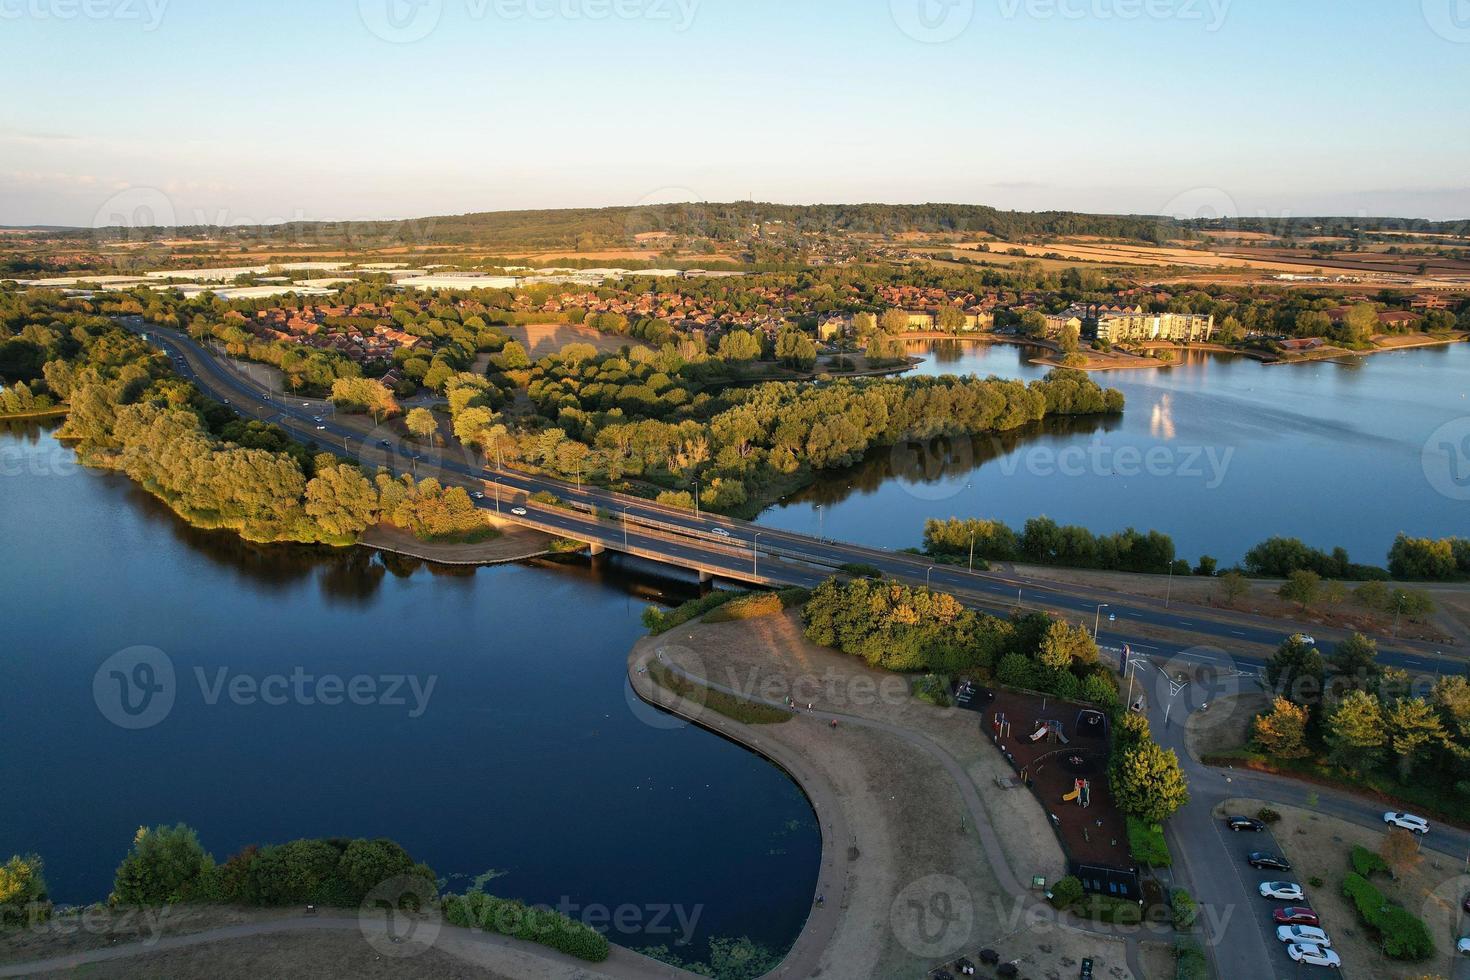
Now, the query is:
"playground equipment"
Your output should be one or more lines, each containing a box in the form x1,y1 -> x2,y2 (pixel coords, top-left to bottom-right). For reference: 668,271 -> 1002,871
992,712 -> 1012,739
1062,778 -> 1091,808
1029,720 -> 1069,744
1075,709 -> 1106,737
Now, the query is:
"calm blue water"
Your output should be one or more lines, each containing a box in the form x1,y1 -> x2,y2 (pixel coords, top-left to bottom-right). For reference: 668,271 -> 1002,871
756,340 -> 1470,566
0,423 -> 819,960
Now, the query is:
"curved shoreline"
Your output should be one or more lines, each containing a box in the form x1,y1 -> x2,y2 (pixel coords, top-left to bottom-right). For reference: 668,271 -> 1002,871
626,640 -> 844,980
626,624 -> 1154,979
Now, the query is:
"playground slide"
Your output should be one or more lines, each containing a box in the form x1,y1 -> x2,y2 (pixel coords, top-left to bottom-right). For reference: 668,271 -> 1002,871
1030,727 -> 1047,742
1056,732 -> 1070,744
1062,787 -> 1081,802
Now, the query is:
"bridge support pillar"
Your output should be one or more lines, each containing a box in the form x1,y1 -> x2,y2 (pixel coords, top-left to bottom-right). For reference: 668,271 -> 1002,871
698,569 -> 713,585
588,542 -> 605,557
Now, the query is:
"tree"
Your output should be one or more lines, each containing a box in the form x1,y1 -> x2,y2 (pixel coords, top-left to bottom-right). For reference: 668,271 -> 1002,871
1037,619 -> 1098,672
1019,310 -> 1048,338
330,377 -> 398,422
405,407 -> 438,444
1379,828 -> 1421,880
774,328 -> 817,370
1111,740 -> 1190,824
112,824 -> 212,906
1265,636 -> 1324,700
851,312 -> 877,336
1387,698 -> 1447,783
0,854 -> 48,925
1278,569 -> 1322,610
495,341 -> 531,370
1329,633 -> 1379,679
1253,697 -> 1310,758
1325,690 -> 1387,774
1218,571 -> 1250,605
878,309 -> 910,335
936,306 -> 966,334
1058,321 -> 1080,355
717,330 -> 761,362
1342,303 -> 1380,345
304,464 -> 379,540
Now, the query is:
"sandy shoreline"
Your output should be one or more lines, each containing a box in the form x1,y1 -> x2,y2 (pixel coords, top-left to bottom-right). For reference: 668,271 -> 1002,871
627,612 -> 1157,979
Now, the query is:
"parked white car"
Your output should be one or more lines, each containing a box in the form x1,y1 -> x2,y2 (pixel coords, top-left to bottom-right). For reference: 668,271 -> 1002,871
1383,812 -> 1429,835
1286,943 -> 1341,968
1260,882 -> 1304,901
1457,936 -> 1470,956
1277,925 -> 1330,947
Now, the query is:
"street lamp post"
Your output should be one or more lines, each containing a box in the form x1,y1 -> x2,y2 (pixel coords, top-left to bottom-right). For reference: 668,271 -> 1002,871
926,566 -> 935,589
623,506 -> 631,550
692,476 -> 701,519
1165,561 -> 1175,608
969,532 -> 977,573
1094,603 -> 1109,640
753,532 -> 764,577
816,504 -> 824,543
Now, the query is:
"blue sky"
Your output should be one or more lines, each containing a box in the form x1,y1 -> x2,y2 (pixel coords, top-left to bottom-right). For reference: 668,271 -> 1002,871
2,0 -> 1467,226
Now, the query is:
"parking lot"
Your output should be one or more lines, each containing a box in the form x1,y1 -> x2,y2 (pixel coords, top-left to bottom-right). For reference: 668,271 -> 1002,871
1211,812 -> 1345,977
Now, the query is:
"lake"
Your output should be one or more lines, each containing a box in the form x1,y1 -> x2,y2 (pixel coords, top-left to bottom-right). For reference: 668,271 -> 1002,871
0,423 -> 820,963
755,340 -> 1470,566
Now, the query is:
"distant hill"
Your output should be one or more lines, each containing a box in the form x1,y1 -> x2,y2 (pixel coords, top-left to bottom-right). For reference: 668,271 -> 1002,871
37,202 -> 1470,250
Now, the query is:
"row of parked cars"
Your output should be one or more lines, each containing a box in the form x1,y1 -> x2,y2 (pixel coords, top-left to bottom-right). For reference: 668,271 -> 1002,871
1231,810 -> 1434,969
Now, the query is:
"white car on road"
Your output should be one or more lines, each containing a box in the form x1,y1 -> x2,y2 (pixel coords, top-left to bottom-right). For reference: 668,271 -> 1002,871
1260,882 -> 1304,901
1383,812 -> 1429,834
1285,943 -> 1340,968
510,507 -> 528,517
710,527 -> 732,538
1277,925 -> 1330,947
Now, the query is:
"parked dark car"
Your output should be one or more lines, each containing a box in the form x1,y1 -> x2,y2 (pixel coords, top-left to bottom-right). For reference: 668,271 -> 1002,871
1274,907 -> 1320,927
1462,893 -> 1470,914
1249,852 -> 1292,871
1227,816 -> 1266,832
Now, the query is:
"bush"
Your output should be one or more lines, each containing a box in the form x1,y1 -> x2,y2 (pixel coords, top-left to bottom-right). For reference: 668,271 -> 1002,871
1342,872 -> 1434,961
911,674 -> 952,707
444,889 -> 609,962
1170,889 -> 1197,930
112,825 -> 212,906
839,562 -> 883,579
1048,875 -> 1083,909
1350,845 -> 1389,878
702,592 -> 785,624
1175,938 -> 1207,980
1256,807 -> 1281,824
643,590 -> 751,635
1127,817 -> 1173,868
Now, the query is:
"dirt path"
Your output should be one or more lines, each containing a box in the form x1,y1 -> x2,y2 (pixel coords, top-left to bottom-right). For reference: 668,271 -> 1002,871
0,914 -> 703,980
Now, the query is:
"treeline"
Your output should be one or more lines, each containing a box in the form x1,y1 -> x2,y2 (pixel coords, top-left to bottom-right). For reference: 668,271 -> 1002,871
925,517 -> 1176,573
82,202 -> 1200,250
1253,634 -> 1470,809
108,823 -> 433,909
5,304 -> 483,545
801,577 -> 1120,707
496,367 -> 1121,514
1246,533 -> 1470,582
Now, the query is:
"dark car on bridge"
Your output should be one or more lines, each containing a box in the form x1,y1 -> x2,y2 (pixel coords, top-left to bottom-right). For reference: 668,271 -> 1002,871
1226,816 -> 1266,832
1274,907 -> 1320,927
1249,852 -> 1292,871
